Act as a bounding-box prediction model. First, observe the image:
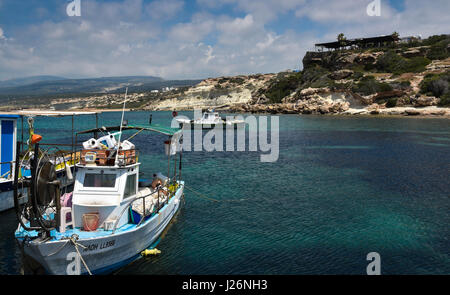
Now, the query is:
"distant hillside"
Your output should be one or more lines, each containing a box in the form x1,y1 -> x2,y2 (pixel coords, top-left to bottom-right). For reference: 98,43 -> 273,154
0,75 -> 67,88
0,76 -> 165,97
0,76 -> 202,106
0,75 -> 203,110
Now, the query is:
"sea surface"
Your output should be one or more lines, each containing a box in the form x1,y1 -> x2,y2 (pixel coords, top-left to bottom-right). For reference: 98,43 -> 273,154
0,111 -> 449,275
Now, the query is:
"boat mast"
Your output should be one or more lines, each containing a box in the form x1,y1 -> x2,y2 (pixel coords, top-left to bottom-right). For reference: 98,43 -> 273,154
115,87 -> 128,166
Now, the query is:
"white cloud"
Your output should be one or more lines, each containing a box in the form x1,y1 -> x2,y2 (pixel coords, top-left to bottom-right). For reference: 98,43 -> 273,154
201,0 -> 306,22
216,14 -> 262,45
204,45 -> 215,63
146,0 -> 184,20
0,0 -> 448,80
168,16 -> 215,43
293,0 -> 450,40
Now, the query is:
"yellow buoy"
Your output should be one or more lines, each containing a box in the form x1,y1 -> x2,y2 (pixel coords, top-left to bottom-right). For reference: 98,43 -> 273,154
141,248 -> 161,256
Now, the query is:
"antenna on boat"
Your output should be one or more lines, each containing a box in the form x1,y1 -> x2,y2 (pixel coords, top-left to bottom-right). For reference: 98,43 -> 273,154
115,87 -> 128,166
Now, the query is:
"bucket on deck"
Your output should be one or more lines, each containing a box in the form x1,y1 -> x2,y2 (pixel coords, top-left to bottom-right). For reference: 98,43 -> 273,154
82,213 -> 99,231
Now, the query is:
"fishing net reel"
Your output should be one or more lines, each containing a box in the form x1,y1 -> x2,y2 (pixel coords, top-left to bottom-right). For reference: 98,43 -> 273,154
14,142 -> 63,237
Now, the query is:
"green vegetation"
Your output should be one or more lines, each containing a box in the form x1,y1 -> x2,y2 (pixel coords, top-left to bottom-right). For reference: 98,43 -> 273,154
426,38 -> 450,60
420,71 -> 450,97
351,71 -> 364,80
351,75 -> 393,95
421,34 -> 450,46
386,98 -> 398,108
373,50 -> 431,75
229,77 -> 245,85
438,93 -> 450,106
337,33 -> 347,47
265,71 -> 303,103
420,71 -> 450,106
218,77 -> 246,85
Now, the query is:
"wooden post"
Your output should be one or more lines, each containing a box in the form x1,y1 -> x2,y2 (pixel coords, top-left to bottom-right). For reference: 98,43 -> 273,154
167,136 -> 171,182
71,115 -> 74,152
94,113 -> 98,139
174,153 -> 177,182
179,150 -> 182,180
21,116 -> 24,152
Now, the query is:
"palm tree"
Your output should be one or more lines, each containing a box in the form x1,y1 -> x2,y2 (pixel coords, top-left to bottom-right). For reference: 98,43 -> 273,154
337,33 -> 347,49
392,31 -> 399,40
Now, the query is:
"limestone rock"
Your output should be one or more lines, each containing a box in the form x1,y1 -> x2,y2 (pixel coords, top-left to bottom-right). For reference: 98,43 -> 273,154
328,69 -> 354,80
413,95 -> 439,107
373,90 -> 405,101
405,109 -> 420,116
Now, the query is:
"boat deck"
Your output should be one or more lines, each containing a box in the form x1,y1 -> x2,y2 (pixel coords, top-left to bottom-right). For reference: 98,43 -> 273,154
15,203 -> 169,242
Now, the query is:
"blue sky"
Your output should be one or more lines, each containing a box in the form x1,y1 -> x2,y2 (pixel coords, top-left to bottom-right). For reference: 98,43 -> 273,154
0,0 -> 448,80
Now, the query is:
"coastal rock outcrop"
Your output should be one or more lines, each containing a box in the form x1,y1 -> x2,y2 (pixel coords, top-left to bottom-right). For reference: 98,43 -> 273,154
412,95 -> 439,107
144,74 -> 275,111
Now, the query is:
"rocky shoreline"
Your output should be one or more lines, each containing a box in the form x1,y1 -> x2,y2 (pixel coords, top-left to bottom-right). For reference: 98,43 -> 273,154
226,103 -> 450,117
4,105 -> 449,118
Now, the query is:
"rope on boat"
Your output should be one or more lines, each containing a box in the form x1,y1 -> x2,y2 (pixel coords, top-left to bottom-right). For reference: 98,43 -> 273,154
44,240 -> 70,257
69,234 -> 92,275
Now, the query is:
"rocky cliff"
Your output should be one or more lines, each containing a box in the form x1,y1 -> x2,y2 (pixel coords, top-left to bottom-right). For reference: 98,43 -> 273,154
143,34 -> 450,116
143,74 -> 275,111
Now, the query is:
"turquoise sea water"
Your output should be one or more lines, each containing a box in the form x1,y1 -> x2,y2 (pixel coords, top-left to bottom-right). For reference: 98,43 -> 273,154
0,111 -> 449,274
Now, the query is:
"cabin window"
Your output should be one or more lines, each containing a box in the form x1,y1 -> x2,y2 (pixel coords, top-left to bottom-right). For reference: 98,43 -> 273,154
83,173 -> 116,188
124,174 -> 137,198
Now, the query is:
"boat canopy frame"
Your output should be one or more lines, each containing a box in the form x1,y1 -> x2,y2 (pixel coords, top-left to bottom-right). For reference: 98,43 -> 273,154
76,123 -> 184,184
75,124 -> 181,137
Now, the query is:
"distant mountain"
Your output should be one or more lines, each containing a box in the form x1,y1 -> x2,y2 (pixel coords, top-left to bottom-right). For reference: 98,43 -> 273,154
0,75 -> 67,88
0,75 -> 201,102
0,75 -> 163,97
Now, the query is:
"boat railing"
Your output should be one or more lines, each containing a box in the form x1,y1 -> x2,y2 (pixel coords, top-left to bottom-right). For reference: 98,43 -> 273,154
48,150 -> 81,171
16,141 -> 82,171
80,149 -> 138,167
111,181 -> 179,234
1,148 -> 79,179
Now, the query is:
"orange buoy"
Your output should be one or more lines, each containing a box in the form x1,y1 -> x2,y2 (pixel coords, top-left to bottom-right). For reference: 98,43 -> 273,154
31,134 -> 42,144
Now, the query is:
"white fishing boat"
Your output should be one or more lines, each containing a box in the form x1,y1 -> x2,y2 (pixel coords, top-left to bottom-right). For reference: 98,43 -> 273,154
176,109 -> 244,129
14,118 -> 185,274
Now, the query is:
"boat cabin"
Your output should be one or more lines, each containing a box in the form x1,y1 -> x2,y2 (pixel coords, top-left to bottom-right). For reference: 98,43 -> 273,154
0,114 -> 19,181
0,114 -> 19,211
72,150 -> 139,230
